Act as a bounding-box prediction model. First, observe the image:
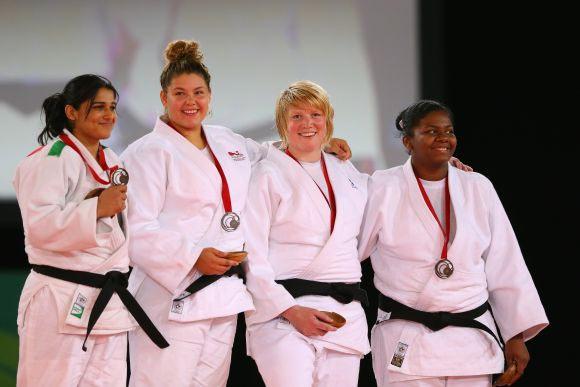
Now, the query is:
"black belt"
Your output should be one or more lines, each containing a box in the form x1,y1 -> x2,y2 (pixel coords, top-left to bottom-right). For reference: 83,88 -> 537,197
32,264 -> 169,351
276,278 -> 369,306
378,294 -> 504,349
173,264 -> 245,302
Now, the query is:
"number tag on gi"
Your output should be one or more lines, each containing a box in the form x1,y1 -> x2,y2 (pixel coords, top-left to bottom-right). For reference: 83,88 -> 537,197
70,293 -> 87,319
391,342 -> 409,368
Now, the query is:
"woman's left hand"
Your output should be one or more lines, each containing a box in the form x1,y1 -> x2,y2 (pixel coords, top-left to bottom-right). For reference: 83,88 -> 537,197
500,333 -> 530,385
325,138 -> 352,160
450,156 -> 473,172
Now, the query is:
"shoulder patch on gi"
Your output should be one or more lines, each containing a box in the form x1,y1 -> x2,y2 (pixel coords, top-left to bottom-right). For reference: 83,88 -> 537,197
48,140 -> 67,157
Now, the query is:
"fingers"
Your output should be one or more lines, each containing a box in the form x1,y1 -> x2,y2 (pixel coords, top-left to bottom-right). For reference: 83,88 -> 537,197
210,248 -> 228,258
313,310 -> 333,324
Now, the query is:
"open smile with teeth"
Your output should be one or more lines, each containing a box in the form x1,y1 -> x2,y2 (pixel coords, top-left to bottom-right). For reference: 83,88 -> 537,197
299,131 -> 317,137
434,146 -> 450,151
183,109 -> 199,115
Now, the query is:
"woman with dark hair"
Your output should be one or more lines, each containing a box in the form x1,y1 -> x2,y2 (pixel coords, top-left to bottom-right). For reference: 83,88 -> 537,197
358,100 -> 549,386
121,40 -> 350,386
13,74 -> 167,386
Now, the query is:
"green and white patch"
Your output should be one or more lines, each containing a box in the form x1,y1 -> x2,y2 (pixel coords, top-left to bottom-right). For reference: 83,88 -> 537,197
70,293 -> 87,319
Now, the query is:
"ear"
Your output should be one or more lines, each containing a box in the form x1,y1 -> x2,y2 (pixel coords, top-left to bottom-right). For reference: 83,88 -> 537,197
402,135 -> 413,155
64,105 -> 77,122
160,90 -> 167,107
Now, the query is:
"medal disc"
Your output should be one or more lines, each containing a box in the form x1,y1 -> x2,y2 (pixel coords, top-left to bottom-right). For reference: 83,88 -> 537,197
111,168 -> 129,186
221,212 -> 240,232
435,259 -> 454,279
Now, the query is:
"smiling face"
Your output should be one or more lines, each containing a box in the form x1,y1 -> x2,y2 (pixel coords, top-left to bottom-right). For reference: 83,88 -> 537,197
66,87 -> 117,146
285,103 -> 328,160
160,72 -> 211,134
403,109 -> 457,169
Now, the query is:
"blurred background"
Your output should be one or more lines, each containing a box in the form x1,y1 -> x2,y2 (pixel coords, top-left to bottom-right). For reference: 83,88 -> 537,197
0,0 -> 567,386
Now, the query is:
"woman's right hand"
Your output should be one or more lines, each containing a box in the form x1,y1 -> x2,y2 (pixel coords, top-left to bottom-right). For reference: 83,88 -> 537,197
281,305 -> 337,337
96,185 -> 127,218
194,247 -> 240,275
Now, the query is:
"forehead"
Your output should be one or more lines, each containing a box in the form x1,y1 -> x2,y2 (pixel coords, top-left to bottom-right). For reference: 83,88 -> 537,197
418,110 -> 452,126
287,103 -> 323,113
92,87 -> 116,103
169,72 -> 208,89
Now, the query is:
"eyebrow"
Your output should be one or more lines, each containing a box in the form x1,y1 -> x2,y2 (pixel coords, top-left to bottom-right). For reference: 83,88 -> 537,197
172,86 -> 205,91
91,101 -> 116,105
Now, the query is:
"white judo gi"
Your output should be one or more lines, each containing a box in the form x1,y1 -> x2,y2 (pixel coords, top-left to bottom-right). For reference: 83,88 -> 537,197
358,158 -> 549,386
13,130 -> 137,386
244,145 -> 371,387
121,118 -> 265,386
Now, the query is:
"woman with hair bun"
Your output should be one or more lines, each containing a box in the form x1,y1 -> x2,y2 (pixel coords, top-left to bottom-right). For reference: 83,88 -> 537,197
13,74 -> 167,386
122,40 -> 350,386
358,100 -> 548,386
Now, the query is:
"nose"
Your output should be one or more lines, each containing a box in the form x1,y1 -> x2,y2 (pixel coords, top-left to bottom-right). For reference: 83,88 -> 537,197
103,107 -> 116,120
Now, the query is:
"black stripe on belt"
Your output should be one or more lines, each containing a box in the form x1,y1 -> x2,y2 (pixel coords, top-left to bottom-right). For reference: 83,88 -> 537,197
276,278 -> 369,306
378,294 -> 504,349
32,264 -> 169,351
173,264 -> 245,302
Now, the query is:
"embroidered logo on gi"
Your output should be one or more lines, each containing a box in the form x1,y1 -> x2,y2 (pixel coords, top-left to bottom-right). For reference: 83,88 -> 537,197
227,150 -> 246,161
348,178 -> 357,189
390,342 -> 409,367
70,293 -> 87,319
171,300 -> 184,314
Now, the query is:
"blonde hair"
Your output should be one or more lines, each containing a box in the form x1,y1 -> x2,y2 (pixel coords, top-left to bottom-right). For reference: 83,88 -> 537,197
275,80 -> 334,147
160,39 -> 211,91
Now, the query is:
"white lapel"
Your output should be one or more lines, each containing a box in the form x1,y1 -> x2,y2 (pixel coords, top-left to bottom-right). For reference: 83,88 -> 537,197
270,146 -> 331,228
153,118 -> 221,194
446,165 -> 465,258
403,158 -> 441,243
204,126 -> 250,213
64,129 -> 111,182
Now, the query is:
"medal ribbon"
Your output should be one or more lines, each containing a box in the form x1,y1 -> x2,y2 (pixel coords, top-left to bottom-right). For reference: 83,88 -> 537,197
415,176 -> 450,260
206,143 -> 233,213
59,134 -> 118,185
166,121 -> 234,213
285,149 -> 336,232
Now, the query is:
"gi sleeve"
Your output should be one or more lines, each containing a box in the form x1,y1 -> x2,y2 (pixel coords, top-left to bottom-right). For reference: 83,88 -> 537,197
482,177 -> 549,342
357,172 -> 383,261
14,150 -> 99,252
244,162 -> 297,325
122,143 -> 203,294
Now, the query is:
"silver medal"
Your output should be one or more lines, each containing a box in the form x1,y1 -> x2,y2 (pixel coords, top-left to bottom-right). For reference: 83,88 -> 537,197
111,168 -> 129,186
435,259 -> 454,279
221,211 -> 240,232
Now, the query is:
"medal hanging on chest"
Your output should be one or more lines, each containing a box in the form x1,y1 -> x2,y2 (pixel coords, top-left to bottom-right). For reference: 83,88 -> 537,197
206,140 -> 240,232
59,133 -> 129,186
415,175 -> 454,279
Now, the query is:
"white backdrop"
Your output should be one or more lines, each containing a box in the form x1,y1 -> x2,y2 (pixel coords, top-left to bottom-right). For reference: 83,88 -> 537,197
0,0 -> 417,198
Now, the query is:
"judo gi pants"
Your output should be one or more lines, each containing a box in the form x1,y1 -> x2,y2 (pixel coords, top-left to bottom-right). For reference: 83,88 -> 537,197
17,286 -> 127,387
249,321 -> 361,387
128,314 -> 237,387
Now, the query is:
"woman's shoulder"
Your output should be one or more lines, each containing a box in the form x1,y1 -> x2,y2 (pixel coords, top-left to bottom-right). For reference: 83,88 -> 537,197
453,167 -> 494,191
122,131 -> 173,159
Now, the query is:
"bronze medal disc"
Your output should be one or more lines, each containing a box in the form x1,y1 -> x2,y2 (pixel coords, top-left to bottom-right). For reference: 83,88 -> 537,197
435,259 -> 454,279
321,311 -> 347,328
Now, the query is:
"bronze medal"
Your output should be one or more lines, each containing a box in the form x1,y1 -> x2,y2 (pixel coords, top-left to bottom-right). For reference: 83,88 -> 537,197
434,259 -> 454,279
111,168 -> 129,186
221,211 -> 240,232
